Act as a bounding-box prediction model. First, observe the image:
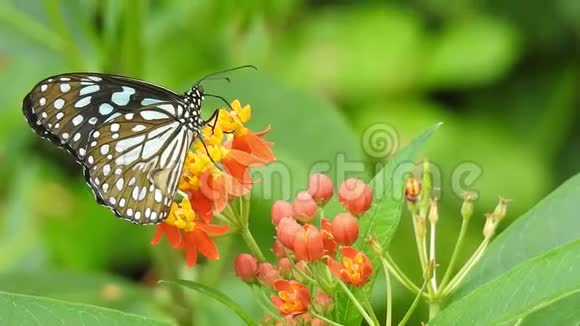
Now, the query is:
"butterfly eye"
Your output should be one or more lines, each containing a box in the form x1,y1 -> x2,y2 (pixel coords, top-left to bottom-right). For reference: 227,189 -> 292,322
23,73 -> 205,224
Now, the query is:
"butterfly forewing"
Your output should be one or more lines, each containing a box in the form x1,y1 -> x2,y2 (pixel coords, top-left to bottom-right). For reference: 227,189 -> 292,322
84,105 -> 196,224
23,73 -> 182,162
23,72 -> 205,224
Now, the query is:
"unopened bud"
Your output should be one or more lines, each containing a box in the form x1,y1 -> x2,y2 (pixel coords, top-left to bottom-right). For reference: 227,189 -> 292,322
424,259 -> 436,281
428,199 -> 439,225
461,191 -> 475,220
483,213 -> 497,239
493,197 -> 509,222
416,215 -> 426,239
366,235 -> 383,256
419,160 -> 433,217
405,177 -> 421,203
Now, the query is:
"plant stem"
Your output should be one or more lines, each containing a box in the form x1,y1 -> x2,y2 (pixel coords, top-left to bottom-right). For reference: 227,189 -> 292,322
411,213 -> 427,275
360,289 -> 380,326
121,0 -> 143,76
43,0 -> 85,70
439,216 -> 470,290
442,239 -> 489,296
337,281 -> 377,326
429,222 -> 438,292
381,258 -> 393,326
428,301 -> 440,320
398,281 -> 427,326
151,242 -> 193,326
310,312 -> 344,326
239,225 -> 266,261
383,253 -> 422,295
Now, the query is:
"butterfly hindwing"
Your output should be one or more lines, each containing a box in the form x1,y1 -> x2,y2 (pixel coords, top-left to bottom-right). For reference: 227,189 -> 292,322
22,73 -> 181,162
83,105 -> 196,224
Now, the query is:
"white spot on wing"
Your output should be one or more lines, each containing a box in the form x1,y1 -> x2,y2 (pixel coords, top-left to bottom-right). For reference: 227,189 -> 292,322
72,115 -> 84,126
140,110 -> 168,120
75,96 -> 91,108
111,86 -> 136,106
54,99 -> 65,109
99,103 -> 114,115
60,84 -> 71,92
79,84 -> 100,95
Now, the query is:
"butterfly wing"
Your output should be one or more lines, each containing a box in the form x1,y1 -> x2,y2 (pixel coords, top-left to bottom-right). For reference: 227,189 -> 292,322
84,104 -> 196,224
22,73 -> 182,162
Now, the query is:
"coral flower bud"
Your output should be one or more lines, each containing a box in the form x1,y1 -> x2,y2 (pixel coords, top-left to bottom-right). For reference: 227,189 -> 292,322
338,178 -> 373,216
307,173 -> 334,205
405,177 -> 421,203
271,200 -> 294,226
272,239 -> 287,258
331,213 -> 359,245
314,289 -> 334,314
293,191 -> 318,223
258,262 -> 280,288
234,253 -> 258,282
293,224 -> 324,262
277,217 -> 301,250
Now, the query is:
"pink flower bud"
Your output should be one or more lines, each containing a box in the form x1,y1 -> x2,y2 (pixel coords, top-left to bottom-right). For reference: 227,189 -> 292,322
307,173 -> 334,205
234,253 -> 258,282
276,217 -> 301,249
293,191 -> 318,223
293,224 -> 324,262
257,262 -> 280,288
332,212 -> 359,245
271,200 -> 294,226
272,239 -> 286,258
338,178 -> 373,216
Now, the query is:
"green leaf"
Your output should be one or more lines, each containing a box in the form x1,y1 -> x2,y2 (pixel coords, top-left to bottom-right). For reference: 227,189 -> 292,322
161,280 -> 258,326
333,122 -> 442,325
451,173 -> 580,300
430,239 -> 580,326
0,291 -> 170,326
519,292 -> 580,326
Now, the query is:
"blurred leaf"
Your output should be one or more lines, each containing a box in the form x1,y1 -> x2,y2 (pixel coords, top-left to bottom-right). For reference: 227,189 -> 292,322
431,239 -> 580,325
161,280 -> 257,326
0,270 -> 156,314
277,6 -> 424,97
0,291 -> 171,326
425,16 -> 520,88
333,122 -> 442,325
450,173 -> 580,300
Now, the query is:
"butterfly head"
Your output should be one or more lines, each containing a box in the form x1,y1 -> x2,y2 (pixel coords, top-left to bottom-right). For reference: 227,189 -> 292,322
185,85 -> 205,107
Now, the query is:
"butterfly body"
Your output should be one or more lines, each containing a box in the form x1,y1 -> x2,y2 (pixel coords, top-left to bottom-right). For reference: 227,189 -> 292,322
23,73 -> 207,224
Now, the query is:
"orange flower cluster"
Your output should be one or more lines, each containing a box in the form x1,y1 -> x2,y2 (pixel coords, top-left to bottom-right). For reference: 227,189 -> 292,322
151,100 -> 274,267
234,174 -> 374,321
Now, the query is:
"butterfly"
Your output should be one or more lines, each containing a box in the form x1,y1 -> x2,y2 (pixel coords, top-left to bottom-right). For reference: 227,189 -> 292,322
22,66 -> 254,225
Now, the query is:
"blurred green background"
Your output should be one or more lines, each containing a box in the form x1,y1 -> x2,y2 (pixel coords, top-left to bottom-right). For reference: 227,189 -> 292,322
0,0 -> 578,325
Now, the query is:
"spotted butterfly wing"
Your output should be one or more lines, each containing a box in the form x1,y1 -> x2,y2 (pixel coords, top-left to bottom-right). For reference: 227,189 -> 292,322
23,73 -> 205,224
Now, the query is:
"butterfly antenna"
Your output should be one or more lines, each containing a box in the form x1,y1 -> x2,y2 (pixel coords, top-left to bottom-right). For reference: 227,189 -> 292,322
196,65 -> 257,85
204,76 -> 231,84
205,93 -> 234,111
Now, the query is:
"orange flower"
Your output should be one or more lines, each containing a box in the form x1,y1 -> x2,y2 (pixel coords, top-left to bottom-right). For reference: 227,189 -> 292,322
151,99 -> 273,268
151,198 -> 229,267
327,247 -> 373,286
271,280 -> 310,316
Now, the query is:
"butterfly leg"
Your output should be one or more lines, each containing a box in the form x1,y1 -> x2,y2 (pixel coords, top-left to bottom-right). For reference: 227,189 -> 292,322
203,109 -> 219,135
